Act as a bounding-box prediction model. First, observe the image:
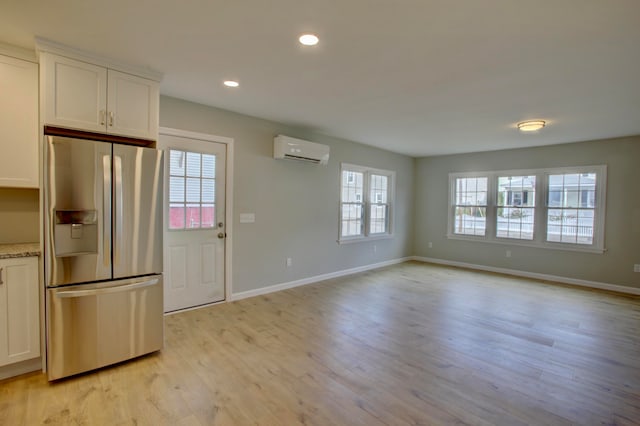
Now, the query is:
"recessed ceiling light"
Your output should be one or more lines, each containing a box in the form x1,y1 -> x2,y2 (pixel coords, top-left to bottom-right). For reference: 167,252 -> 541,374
223,80 -> 239,88
517,120 -> 546,132
299,34 -> 319,46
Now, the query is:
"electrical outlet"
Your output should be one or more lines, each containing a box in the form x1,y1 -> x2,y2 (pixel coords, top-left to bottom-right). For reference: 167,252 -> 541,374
506,250 -> 511,258
634,264 -> 640,273
428,242 -> 433,248
286,257 -> 292,267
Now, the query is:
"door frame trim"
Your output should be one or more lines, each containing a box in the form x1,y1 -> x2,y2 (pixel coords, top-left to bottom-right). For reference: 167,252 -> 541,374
159,127 -> 234,303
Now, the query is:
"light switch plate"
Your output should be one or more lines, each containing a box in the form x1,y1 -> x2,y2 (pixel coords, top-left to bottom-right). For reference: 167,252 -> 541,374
239,213 -> 255,223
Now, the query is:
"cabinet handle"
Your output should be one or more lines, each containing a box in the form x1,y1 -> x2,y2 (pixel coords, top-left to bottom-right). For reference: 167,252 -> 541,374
0,267 -> 3,285
100,110 -> 106,126
109,111 -> 114,127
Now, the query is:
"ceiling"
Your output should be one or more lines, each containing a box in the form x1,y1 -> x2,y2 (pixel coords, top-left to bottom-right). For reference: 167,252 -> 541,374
2,0 -> 640,157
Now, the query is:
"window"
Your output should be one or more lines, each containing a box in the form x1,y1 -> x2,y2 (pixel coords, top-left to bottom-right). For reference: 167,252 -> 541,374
546,172 -> 596,245
169,149 -> 216,230
340,164 -> 394,242
496,175 -> 536,240
340,170 -> 364,238
369,174 -> 389,234
452,176 -> 488,236
448,166 -> 606,252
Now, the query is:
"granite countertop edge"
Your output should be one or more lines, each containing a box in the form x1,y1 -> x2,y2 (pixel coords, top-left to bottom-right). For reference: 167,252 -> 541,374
0,243 -> 41,259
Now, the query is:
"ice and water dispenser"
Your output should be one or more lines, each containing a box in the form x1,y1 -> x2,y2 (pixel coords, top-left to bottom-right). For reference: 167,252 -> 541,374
53,210 -> 98,256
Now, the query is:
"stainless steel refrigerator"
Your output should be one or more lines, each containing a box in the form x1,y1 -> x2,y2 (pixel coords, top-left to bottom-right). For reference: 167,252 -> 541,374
44,135 -> 164,381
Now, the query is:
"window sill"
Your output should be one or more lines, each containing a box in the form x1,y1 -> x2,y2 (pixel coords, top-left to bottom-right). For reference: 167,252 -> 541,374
446,233 -> 606,254
338,234 -> 394,245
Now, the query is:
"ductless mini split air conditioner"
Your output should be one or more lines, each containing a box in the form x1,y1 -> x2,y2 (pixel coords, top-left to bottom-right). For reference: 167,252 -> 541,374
273,135 -> 330,165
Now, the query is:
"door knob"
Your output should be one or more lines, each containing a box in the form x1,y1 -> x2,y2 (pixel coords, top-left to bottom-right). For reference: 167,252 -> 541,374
217,232 -> 225,239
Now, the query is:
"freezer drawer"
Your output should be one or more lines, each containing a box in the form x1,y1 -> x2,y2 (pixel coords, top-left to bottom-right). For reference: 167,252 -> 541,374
46,275 -> 163,380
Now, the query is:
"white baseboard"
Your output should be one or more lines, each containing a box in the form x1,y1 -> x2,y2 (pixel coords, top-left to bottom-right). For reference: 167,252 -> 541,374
411,256 -> 640,296
0,357 -> 42,381
164,300 -> 225,316
231,257 -> 411,301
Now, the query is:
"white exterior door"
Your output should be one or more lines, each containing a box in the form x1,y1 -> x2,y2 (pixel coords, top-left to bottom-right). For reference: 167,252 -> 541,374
159,133 -> 226,312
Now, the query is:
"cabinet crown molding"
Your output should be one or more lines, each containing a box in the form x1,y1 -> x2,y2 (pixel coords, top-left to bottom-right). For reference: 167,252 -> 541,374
35,36 -> 163,82
0,41 -> 37,63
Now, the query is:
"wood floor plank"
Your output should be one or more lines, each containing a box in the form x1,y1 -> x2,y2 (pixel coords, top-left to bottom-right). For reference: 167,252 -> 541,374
2,261 -> 640,425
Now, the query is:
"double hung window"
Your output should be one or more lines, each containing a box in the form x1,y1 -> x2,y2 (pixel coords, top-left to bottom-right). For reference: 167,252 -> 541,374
496,175 -> 536,240
452,176 -> 488,236
546,172 -> 597,244
448,166 -> 606,252
340,164 -> 394,242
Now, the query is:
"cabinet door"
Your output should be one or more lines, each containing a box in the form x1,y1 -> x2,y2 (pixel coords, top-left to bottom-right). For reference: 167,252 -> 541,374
42,52 -> 107,133
0,55 -> 39,188
0,257 -> 40,367
107,70 -> 159,140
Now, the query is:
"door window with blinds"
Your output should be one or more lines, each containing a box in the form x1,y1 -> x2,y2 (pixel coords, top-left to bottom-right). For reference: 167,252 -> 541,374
168,149 -> 216,230
340,163 -> 394,242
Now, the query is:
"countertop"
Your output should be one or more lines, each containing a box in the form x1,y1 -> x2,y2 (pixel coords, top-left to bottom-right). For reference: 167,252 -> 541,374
0,243 -> 40,259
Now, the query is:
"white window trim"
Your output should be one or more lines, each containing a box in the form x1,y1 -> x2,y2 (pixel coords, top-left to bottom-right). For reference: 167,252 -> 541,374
339,163 -> 395,244
447,165 -> 607,253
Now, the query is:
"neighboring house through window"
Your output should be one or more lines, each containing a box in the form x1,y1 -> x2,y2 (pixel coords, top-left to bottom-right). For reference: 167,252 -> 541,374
448,166 -> 606,252
340,163 -> 395,242
547,172 -> 597,244
496,175 -> 536,240
168,149 -> 216,230
452,176 -> 488,237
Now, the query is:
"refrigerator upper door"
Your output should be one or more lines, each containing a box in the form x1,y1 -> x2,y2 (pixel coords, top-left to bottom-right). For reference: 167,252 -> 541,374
113,144 -> 163,278
45,136 -> 112,286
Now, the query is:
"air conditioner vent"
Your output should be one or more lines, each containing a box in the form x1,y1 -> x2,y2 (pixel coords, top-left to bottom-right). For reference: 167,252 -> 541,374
274,135 -> 329,165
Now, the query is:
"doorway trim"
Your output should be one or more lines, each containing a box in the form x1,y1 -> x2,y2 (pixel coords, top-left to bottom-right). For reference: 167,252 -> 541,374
159,127 -> 234,303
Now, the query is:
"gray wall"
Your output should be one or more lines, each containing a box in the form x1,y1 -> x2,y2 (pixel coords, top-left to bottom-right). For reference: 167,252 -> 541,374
160,96 -> 415,294
159,94 -> 638,292
414,136 -> 640,289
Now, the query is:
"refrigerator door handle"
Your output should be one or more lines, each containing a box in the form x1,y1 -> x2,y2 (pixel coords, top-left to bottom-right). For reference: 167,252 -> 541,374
55,278 -> 159,298
114,155 -> 123,267
102,154 -> 111,268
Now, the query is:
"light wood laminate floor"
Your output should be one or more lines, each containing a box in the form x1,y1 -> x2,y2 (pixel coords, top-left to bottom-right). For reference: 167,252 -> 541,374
2,261 -> 640,425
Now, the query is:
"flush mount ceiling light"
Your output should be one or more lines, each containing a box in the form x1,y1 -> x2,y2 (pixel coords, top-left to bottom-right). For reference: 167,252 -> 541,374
517,120 -> 546,132
223,80 -> 239,88
299,33 -> 319,46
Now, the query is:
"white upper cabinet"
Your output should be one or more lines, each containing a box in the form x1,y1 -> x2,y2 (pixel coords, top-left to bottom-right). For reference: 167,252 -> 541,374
0,54 -> 39,188
42,53 -> 107,134
41,51 -> 159,140
107,69 -> 159,140
0,257 -> 40,367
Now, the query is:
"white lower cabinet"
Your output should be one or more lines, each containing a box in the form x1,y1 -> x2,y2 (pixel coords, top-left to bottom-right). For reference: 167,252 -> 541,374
0,257 -> 40,367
